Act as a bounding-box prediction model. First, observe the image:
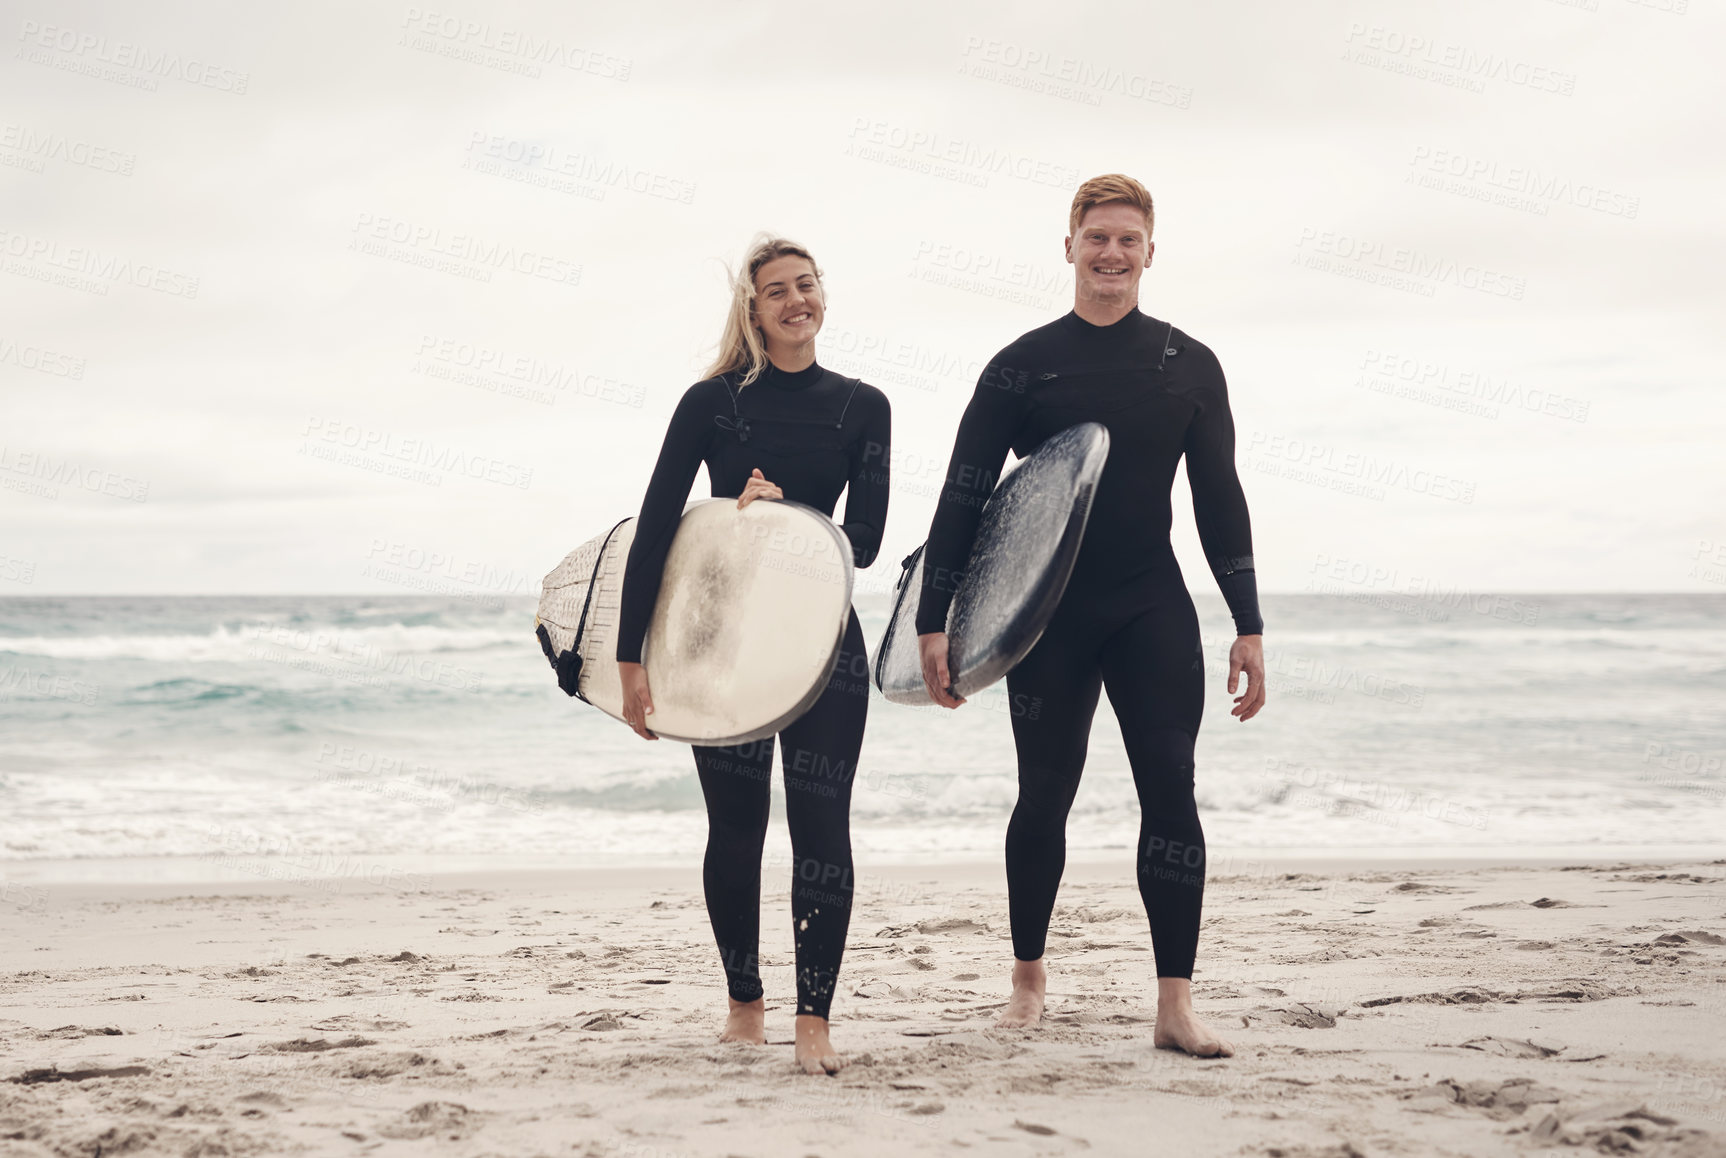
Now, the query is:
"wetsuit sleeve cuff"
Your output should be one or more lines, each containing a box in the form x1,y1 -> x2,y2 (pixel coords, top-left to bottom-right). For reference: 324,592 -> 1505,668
1215,566 -> 1264,636
839,523 -> 881,569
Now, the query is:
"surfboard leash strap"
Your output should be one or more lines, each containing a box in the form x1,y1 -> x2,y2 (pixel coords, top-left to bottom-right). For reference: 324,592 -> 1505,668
874,541 -> 926,690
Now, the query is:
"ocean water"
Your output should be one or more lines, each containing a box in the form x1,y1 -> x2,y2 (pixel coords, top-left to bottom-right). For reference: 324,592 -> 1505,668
1,593 -> 1722,880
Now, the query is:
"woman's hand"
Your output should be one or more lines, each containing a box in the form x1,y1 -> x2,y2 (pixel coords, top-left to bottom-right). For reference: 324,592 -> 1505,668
1228,635 -> 1266,721
618,661 -> 658,740
737,468 -> 783,509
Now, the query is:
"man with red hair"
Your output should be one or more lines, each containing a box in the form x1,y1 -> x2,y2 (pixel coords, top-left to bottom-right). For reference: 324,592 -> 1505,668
917,173 -> 1266,1057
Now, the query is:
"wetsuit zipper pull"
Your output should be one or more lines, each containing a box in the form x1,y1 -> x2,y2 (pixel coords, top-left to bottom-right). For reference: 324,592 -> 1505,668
1040,372 -> 1058,381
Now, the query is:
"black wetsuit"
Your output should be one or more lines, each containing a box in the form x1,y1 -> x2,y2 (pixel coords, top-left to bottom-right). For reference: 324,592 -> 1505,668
916,308 -> 1261,979
617,360 -> 890,1019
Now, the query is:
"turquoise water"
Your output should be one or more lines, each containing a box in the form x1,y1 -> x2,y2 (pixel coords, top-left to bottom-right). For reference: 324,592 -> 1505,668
1,593 -> 1722,871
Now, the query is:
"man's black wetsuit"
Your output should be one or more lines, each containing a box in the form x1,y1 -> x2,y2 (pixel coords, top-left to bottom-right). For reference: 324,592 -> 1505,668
916,308 -> 1261,979
617,360 -> 890,1019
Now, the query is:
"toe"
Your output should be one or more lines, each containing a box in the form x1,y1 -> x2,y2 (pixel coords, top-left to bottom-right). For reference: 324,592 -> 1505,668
1194,1035 -> 1233,1058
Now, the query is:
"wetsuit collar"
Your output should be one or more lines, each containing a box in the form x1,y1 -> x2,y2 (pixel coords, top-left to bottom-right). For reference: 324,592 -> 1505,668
1059,308 -> 1155,341
758,359 -> 825,391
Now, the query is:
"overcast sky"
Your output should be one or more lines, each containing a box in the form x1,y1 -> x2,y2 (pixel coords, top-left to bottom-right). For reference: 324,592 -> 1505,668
3,0 -> 1722,597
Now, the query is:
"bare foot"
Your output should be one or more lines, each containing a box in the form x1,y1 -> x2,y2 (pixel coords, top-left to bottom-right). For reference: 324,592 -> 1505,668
719,996 -> 765,1045
794,1014 -> 844,1075
995,958 -> 1046,1028
1153,976 -> 1233,1057
1153,1006 -> 1234,1057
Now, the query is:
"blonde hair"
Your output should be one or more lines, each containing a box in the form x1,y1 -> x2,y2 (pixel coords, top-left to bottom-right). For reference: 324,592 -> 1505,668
1068,173 -> 1155,239
704,234 -> 824,387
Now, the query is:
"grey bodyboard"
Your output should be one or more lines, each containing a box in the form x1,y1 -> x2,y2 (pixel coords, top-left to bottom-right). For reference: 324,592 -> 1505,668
871,422 -> 1110,705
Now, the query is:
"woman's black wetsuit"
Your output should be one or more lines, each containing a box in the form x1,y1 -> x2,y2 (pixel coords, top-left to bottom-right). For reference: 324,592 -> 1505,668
916,308 -> 1261,979
617,360 -> 890,1019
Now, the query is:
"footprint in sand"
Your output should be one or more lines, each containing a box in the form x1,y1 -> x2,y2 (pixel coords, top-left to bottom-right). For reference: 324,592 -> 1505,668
262,1036 -> 376,1053
1458,1035 -> 1563,1058
33,1026 -> 123,1040
376,1100 -> 474,1140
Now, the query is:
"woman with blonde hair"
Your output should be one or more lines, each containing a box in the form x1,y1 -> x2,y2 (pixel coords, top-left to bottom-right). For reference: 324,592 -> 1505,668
614,235 -> 891,1074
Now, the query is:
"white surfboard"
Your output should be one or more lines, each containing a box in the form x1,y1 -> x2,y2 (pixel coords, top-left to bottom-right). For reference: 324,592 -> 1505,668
536,499 -> 854,745
872,422 -> 1110,705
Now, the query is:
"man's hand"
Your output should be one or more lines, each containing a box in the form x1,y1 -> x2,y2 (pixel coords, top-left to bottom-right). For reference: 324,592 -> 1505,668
618,661 -> 658,739
1228,635 -> 1266,721
737,468 -> 783,509
918,632 -> 967,709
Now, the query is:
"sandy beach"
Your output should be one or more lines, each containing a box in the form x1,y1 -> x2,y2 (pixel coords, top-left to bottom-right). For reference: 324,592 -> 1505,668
2,855 -> 1723,1157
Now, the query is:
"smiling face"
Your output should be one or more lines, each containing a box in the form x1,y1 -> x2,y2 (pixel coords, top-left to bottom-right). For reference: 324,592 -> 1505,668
1065,201 -> 1154,310
752,255 -> 824,360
